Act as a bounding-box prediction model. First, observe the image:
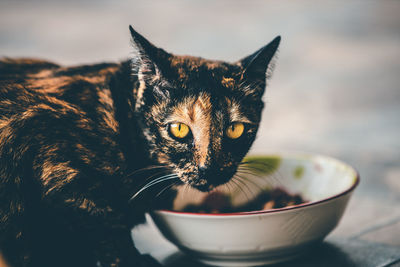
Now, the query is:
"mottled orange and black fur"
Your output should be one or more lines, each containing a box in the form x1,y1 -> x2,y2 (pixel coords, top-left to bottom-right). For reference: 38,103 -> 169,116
0,26 -> 280,267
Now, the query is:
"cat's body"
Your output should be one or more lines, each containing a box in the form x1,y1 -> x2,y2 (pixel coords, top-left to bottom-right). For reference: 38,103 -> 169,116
0,27 -> 280,267
0,58 -> 153,267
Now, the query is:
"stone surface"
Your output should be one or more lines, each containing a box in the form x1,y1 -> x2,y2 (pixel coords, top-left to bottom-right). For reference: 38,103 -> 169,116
330,195 -> 400,239
273,239 -> 400,267
385,168 -> 400,194
358,220 -> 400,247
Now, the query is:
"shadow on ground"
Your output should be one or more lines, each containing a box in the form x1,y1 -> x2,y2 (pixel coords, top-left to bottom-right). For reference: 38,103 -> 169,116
163,241 -> 355,267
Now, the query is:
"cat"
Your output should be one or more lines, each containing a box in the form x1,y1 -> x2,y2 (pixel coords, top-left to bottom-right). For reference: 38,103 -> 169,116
0,25 -> 280,267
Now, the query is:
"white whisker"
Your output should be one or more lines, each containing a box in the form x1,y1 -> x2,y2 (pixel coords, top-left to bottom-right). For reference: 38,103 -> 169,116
129,174 -> 179,202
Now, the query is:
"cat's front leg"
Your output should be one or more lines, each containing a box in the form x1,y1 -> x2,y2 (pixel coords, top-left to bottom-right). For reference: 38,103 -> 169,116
44,190 -> 162,267
93,226 -> 161,267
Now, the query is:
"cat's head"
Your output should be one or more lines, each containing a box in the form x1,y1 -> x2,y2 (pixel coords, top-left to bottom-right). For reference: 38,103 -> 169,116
129,26 -> 280,192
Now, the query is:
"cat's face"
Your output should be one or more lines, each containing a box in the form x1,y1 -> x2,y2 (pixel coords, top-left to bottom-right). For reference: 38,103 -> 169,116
129,26 -> 280,191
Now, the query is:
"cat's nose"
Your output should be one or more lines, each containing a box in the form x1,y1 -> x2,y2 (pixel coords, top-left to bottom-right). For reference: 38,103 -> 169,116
198,165 -> 220,180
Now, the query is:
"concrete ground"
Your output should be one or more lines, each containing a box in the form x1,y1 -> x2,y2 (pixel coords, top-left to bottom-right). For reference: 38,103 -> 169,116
1,0 -> 399,266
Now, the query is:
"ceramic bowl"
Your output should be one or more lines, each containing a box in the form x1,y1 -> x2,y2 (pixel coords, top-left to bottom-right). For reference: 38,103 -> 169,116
150,152 -> 359,266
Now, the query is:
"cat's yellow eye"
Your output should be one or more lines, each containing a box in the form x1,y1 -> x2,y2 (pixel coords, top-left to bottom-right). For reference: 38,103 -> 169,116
226,122 -> 245,139
169,123 -> 190,139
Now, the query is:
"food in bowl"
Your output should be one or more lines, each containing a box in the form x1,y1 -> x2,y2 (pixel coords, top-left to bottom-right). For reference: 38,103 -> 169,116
182,188 -> 307,214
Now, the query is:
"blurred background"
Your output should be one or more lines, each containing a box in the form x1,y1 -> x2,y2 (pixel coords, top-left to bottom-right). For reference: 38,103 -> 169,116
1,0 -> 399,265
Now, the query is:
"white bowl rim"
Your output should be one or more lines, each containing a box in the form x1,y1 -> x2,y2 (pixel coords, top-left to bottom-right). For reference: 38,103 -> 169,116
154,152 -> 360,218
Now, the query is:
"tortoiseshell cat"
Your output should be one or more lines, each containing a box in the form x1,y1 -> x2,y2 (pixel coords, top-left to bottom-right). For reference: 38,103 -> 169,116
0,26 -> 280,267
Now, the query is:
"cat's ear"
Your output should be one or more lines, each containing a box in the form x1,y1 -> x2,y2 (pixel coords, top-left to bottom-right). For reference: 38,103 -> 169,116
129,26 -> 170,79
129,25 -> 171,99
238,36 -> 281,95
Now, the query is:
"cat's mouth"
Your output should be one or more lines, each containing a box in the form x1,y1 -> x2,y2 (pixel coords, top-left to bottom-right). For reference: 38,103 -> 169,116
186,172 -> 236,192
170,163 -> 240,193
189,180 -> 218,192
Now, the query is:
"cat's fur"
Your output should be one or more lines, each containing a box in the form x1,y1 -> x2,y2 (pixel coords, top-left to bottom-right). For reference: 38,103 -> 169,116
0,26 -> 280,267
